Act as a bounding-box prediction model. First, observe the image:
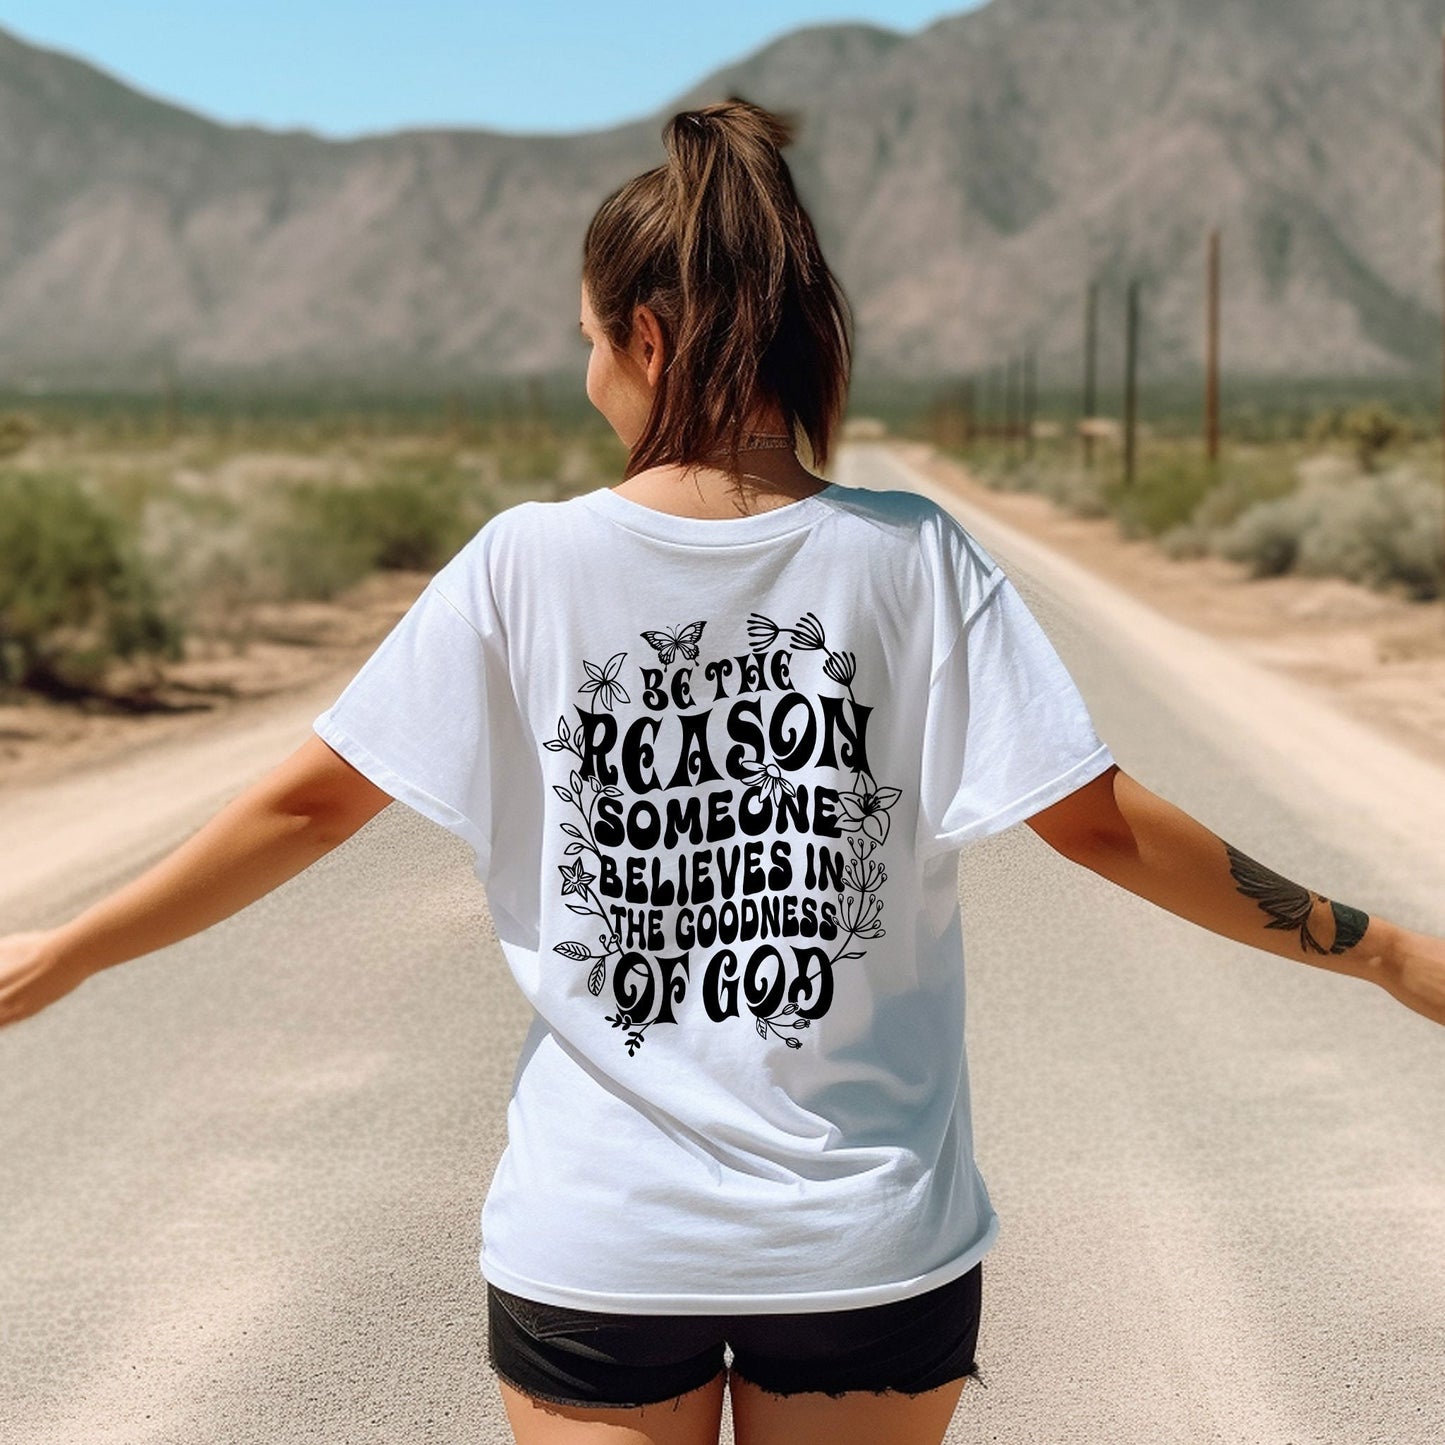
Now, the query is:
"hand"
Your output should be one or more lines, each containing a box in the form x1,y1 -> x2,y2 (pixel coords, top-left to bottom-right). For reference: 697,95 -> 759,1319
0,930 -> 92,1030
1379,929 -> 1445,1028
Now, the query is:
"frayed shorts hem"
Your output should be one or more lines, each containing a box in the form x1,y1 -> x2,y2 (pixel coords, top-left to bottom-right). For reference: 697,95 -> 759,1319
486,1260 -> 984,1410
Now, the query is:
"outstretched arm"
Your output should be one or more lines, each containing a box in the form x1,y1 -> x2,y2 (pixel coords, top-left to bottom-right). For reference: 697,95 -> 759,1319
0,734 -> 394,1029
1026,764 -> 1445,1026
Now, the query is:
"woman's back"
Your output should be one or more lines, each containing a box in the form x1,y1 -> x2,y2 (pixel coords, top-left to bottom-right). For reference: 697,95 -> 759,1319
310,475 -> 1115,1313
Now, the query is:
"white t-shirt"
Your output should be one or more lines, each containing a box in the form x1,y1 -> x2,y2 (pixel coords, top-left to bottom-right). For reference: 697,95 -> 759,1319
311,478 -> 1115,1314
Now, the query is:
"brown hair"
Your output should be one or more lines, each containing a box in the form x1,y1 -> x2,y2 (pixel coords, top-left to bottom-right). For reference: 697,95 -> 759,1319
581,95 -> 853,483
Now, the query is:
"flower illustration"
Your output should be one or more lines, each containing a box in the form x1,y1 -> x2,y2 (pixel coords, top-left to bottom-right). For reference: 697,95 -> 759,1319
835,784 -> 902,846
822,649 -> 856,686
578,651 -> 630,711
837,890 -> 886,939
557,858 -> 596,897
843,855 -> 887,894
746,614 -> 781,653
739,757 -> 798,803
791,612 -> 826,651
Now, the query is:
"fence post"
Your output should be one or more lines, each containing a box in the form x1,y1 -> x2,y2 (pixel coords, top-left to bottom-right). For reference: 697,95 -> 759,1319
1083,279 -> 1098,469
1206,228 -> 1221,466
1123,279 -> 1139,490
1023,349 -> 1036,460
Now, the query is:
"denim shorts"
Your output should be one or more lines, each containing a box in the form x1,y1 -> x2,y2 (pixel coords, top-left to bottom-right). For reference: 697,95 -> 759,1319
486,1260 -> 983,1409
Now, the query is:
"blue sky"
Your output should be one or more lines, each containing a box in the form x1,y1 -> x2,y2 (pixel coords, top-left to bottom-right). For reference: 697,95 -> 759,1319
0,2 -> 987,138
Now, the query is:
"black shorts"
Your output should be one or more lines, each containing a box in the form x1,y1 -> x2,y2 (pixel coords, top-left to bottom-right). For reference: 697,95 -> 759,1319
486,1260 -> 983,1409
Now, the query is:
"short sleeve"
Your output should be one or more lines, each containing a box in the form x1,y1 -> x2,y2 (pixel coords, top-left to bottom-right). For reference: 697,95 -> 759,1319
918,568 -> 1115,855
311,579 -> 499,880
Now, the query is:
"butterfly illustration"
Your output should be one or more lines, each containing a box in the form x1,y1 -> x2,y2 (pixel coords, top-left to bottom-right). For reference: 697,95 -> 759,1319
640,620 -> 706,667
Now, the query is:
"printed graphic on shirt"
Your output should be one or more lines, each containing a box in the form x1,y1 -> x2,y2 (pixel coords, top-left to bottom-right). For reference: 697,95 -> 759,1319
544,611 -> 898,1056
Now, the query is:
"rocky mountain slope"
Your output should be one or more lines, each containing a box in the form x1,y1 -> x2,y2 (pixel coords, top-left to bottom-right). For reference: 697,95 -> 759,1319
0,0 -> 1440,387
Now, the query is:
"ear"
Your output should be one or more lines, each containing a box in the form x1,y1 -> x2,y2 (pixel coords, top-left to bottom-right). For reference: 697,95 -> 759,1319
631,303 -> 668,385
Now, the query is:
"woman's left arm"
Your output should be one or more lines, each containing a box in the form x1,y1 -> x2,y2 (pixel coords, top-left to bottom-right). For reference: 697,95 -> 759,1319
1027,764 -> 1445,1027
0,734 -> 395,1029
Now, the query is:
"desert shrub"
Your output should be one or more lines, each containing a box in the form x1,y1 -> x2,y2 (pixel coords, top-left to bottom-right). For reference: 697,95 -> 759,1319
1212,496 -> 1307,576
1340,402 -> 1410,473
1036,463 -> 1111,518
0,469 -> 184,695
493,435 -> 566,484
1212,465 -> 1443,597
963,444 -> 1032,493
1293,467 -> 1442,598
986,456 -> 1038,494
1158,521 -> 1211,559
1305,405 -> 1346,446
1157,448 -> 1302,562
1103,450 -> 1216,539
257,463 -> 493,600
0,413 -> 38,458
138,485 -> 271,636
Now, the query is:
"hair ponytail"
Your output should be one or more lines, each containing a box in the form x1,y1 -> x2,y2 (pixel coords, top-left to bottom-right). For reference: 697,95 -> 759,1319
582,95 -> 853,482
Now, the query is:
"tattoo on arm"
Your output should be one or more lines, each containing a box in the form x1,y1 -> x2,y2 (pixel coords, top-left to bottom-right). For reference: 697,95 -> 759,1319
1223,842 -> 1370,955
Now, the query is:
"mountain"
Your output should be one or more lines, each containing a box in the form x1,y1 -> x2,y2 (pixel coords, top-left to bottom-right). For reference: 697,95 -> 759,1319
0,0 -> 1441,389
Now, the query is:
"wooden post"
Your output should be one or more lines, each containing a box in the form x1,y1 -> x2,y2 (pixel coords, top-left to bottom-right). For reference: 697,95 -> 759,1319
1124,279 -> 1140,490
1083,279 -> 1098,469
160,355 -> 179,443
1003,356 -> 1018,452
1023,349 -> 1036,460
1206,228 -> 1221,465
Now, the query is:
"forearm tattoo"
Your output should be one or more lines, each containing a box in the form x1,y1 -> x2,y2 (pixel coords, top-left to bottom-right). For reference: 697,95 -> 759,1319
1223,842 -> 1370,955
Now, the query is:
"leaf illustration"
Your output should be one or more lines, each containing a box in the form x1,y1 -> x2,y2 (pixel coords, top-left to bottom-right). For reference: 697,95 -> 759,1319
587,960 -> 605,996
552,784 -> 574,804
553,941 -> 591,960
755,1018 -> 767,1039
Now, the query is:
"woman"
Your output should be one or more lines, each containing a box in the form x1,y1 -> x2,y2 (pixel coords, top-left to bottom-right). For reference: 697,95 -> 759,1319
2,97 -> 1442,1445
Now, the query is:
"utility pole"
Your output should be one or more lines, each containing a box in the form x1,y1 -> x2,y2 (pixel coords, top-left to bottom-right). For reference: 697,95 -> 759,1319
1123,279 -> 1140,490
1206,228 -> 1221,466
1082,279 -> 1099,469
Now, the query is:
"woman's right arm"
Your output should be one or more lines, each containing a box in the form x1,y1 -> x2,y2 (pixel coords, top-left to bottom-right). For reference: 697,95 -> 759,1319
0,734 -> 395,1030
1027,764 -> 1445,1027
